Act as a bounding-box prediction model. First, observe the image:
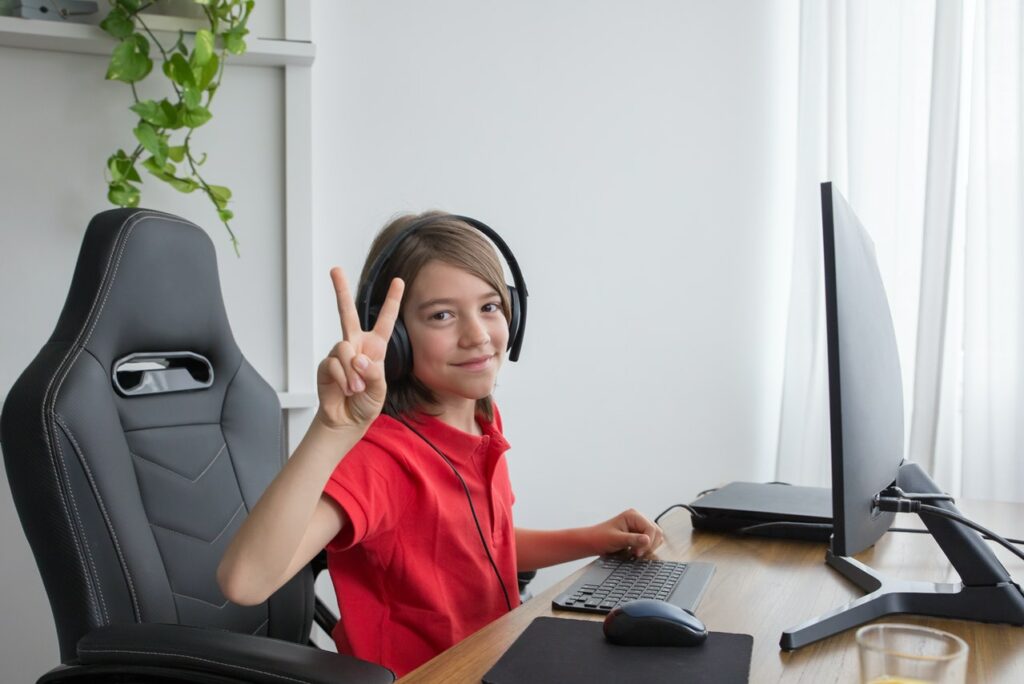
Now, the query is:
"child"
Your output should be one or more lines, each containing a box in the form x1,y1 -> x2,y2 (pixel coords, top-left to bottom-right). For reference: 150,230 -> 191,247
217,212 -> 664,676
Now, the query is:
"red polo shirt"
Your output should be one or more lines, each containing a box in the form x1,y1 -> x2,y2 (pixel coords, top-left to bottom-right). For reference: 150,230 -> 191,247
322,407 -> 519,677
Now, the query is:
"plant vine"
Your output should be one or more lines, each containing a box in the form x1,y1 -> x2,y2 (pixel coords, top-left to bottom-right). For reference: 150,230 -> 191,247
101,0 -> 254,254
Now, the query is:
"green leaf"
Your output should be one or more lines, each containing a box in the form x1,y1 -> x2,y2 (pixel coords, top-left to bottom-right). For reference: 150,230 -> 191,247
218,208 -> 234,223
192,29 -> 214,67
107,150 -> 142,183
106,34 -> 152,83
208,184 -> 232,208
141,155 -> 165,177
108,181 -> 140,207
182,86 -> 202,111
168,176 -> 200,193
168,145 -> 187,163
167,53 -> 195,88
181,106 -> 213,128
223,26 -> 249,55
114,0 -> 143,12
99,8 -> 134,40
197,54 -> 219,91
133,122 -> 167,166
130,99 -> 176,127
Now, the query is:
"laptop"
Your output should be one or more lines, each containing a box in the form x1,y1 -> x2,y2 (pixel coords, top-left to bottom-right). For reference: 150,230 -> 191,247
688,481 -> 833,541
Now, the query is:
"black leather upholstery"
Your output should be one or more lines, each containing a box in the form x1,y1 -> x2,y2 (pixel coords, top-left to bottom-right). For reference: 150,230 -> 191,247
1,209 -> 393,683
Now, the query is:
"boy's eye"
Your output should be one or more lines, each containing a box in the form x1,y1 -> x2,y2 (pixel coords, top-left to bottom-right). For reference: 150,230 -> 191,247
430,311 -> 453,321
482,302 -> 501,313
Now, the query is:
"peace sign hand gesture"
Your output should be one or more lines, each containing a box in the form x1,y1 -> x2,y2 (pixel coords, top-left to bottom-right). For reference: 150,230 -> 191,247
315,267 -> 405,433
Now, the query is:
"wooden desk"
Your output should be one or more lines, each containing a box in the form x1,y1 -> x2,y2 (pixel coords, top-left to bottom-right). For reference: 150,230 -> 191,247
400,500 -> 1024,683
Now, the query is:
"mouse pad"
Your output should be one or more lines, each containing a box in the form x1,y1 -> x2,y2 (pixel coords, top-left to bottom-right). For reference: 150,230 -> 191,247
482,617 -> 753,684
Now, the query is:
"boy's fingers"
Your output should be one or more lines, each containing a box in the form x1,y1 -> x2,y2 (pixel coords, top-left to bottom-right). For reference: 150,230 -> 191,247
330,267 -> 362,341
320,356 -> 352,397
371,278 -> 405,340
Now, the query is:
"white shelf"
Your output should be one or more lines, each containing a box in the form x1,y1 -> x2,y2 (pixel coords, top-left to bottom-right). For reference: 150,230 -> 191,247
0,15 -> 314,66
277,391 -> 316,410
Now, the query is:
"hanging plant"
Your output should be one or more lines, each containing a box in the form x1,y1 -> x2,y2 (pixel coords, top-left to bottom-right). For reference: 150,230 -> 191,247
100,0 -> 254,254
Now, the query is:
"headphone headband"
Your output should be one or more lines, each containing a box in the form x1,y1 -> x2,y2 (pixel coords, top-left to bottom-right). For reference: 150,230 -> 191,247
357,214 -> 528,363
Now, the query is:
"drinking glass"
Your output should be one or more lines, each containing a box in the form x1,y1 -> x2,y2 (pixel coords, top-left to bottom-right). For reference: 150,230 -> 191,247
856,623 -> 968,684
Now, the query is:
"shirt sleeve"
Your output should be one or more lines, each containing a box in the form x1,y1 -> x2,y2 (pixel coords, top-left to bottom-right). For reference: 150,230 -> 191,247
323,438 -> 410,552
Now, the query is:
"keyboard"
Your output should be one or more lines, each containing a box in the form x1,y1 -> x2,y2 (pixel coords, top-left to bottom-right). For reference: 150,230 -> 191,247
551,556 -> 715,615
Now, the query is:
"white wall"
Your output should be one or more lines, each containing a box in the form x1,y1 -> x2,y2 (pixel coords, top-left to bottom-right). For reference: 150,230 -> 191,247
310,0 -> 799,593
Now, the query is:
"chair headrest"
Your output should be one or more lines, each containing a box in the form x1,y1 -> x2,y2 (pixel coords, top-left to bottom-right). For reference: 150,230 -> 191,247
51,209 -> 239,383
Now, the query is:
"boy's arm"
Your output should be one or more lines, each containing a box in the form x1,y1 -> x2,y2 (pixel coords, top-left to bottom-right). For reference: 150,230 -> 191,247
515,509 -> 664,572
217,417 -> 360,606
217,268 -> 404,606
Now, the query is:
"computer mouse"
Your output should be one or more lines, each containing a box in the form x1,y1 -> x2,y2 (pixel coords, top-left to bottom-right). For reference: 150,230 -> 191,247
602,599 -> 708,647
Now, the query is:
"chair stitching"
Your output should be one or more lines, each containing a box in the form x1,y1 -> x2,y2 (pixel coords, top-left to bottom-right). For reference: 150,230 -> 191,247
124,422 -> 224,432
76,648 -> 308,683
217,360 -> 251,513
56,415 -> 142,622
171,592 -> 230,610
148,502 -> 245,544
48,212 -> 200,620
130,443 -> 226,483
52,420 -> 107,624
38,214 -> 145,629
44,212 -> 163,621
252,618 -> 269,635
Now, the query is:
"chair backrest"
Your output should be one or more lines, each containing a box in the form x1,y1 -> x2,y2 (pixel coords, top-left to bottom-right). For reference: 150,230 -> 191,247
1,209 -> 313,662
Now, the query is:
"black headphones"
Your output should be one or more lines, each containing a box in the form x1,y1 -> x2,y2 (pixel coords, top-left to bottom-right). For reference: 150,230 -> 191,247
356,214 -> 528,383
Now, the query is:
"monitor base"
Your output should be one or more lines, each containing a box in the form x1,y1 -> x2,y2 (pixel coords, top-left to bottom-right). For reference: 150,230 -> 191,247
780,550 -> 1024,650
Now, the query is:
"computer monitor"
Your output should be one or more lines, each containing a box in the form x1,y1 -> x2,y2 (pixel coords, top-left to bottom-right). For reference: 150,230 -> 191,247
780,182 -> 1024,650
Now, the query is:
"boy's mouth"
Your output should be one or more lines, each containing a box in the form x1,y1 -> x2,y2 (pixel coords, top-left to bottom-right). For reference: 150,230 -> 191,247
452,355 -> 495,371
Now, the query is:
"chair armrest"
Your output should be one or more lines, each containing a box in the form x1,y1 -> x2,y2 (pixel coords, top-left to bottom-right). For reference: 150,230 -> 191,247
41,623 -> 394,684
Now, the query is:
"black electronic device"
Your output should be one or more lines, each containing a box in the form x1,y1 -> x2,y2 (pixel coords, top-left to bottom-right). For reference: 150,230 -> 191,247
689,481 -> 832,541
552,556 -> 714,615
356,214 -> 528,382
780,183 -> 1024,649
603,599 -> 709,647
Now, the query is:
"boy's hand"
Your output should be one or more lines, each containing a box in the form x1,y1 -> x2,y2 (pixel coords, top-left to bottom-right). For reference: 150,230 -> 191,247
315,267 -> 404,433
588,509 -> 665,559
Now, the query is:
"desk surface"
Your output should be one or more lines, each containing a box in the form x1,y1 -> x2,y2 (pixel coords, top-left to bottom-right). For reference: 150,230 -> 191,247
399,499 -> 1024,683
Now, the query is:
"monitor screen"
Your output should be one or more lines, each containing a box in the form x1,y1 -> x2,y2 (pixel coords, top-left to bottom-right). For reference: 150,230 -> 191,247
822,182 -> 902,556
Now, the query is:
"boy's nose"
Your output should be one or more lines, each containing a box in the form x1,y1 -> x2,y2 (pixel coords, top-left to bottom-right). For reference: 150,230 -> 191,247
459,316 -> 490,347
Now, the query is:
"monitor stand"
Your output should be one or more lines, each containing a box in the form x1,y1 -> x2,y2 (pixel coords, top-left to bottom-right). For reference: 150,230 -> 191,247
780,463 -> 1024,650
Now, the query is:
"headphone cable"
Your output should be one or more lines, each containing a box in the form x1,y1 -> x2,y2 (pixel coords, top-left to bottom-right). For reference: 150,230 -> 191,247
391,408 -> 514,612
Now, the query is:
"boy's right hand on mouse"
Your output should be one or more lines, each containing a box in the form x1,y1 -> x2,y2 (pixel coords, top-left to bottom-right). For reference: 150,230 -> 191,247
315,267 -> 404,433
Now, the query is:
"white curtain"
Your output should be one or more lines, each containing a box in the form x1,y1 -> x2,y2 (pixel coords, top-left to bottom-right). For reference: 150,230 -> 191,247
775,0 -> 1024,503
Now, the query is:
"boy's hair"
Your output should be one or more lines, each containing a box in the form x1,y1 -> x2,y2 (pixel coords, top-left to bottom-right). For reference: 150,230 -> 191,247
358,211 -> 511,422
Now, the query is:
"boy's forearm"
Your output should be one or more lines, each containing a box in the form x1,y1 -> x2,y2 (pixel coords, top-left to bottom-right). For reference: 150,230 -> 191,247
515,526 -> 599,572
217,416 -> 363,603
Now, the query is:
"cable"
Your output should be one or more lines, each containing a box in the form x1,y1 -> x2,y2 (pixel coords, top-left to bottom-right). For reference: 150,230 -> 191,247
394,413 -> 514,612
875,496 -> 1024,563
917,504 -> 1024,564
654,503 -> 704,525
659,482 -> 796,524
735,521 -> 833,535
890,527 -> 1024,545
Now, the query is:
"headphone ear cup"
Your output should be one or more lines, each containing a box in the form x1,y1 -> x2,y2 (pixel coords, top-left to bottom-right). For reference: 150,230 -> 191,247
506,284 -> 521,353
385,317 -> 412,384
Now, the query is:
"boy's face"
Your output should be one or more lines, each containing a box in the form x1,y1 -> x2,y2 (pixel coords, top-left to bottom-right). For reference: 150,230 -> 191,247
403,260 -> 509,409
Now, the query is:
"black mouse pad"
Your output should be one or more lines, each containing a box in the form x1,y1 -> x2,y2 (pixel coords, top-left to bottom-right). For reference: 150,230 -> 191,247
482,617 -> 753,684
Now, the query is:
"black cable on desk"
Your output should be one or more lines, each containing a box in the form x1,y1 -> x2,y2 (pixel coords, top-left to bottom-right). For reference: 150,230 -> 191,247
654,503 -> 704,525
